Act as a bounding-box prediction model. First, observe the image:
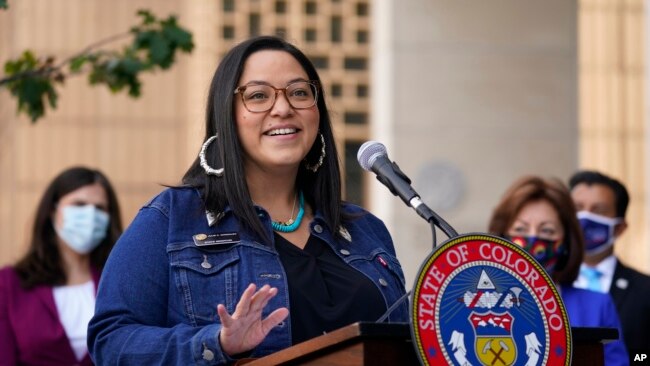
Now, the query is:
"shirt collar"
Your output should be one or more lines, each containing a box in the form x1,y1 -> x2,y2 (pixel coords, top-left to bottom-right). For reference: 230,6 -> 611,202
584,254 -> 617,279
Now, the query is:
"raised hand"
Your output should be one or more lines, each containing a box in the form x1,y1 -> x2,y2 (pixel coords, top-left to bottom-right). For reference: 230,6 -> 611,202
217,283 -> 289,356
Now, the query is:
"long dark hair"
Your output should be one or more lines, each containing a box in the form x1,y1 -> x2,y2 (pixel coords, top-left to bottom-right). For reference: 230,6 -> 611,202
14,166 -> 123,289
183,36 -> 343,243
488,176 -> 583,285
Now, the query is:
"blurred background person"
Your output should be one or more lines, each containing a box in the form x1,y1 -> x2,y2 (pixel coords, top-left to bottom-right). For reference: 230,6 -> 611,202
0,166 -> 123,366
489,175 -> 628,366
569,170 -> 650,358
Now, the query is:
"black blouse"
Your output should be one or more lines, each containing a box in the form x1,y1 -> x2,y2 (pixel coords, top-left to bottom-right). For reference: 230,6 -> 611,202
275,233 -> 386,345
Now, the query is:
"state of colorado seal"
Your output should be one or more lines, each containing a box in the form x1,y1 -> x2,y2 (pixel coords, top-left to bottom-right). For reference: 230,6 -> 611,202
410,234 -> 571,365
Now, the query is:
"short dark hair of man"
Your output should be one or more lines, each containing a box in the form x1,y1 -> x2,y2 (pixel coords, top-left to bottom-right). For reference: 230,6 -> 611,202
568,170 -> 629,219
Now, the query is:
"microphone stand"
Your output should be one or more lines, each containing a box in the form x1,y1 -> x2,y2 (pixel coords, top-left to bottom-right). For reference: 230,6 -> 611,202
410,196 -> 458,249
376,199 -> 458,323
365,155 -> 459,321
376,290 -> 411,323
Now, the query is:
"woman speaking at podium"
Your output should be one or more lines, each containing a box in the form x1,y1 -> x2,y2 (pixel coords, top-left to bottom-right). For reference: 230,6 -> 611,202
488,176 -> 629,366
88,36 -> 408,364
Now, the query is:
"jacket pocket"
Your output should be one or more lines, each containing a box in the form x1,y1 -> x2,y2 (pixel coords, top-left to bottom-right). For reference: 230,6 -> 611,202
168,242 -> 241,325
348,248 -> 409,321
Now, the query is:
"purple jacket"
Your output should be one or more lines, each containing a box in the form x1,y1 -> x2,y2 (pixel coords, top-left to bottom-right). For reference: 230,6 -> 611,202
0,266 -> 99,366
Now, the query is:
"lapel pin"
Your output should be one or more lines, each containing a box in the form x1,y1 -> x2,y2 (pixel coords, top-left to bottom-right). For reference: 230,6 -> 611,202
205,211 -> 225,227
338,226 -> 352,242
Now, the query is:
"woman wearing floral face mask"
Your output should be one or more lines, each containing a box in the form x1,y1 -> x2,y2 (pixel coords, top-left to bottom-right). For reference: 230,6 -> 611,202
488,176 -> 629,366
0,166 -> 123,366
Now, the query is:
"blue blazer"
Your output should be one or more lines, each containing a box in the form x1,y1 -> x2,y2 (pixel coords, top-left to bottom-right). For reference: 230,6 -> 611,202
561,285 -> 629,366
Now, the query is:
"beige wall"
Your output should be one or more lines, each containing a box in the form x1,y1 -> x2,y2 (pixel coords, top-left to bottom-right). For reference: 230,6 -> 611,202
373,0 -> 580,286
580,0 -> 649,274
0,1 -> 215,265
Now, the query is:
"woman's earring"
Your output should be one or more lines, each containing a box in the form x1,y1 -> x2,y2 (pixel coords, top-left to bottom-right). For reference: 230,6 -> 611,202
304,133 -> 326,173
199,135 -> 224,177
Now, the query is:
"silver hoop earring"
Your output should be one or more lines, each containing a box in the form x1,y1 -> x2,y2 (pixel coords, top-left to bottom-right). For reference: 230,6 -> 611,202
199,135 -> 224,177
304,133 -> 326,173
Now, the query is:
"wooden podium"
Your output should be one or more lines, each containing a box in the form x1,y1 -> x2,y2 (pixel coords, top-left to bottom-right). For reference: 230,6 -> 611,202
238,322 -> 417,365
572,326 -> 619,365
238,322 -> 618,365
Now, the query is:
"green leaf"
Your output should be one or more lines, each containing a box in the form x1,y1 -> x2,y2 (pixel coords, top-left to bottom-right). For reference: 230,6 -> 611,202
1,8 -> 194,122
132,30 -> 153,50
4,50 -> 38,74
0,0 -> 8,10
163,23 -> 193,52
69,55 -> 88,72
148,33 -> 172,67
10,76 -> 58,122
137,9 -> 156,25
46,83 -> 58,109
120,56 -> 144,73
105,57 -> 120,71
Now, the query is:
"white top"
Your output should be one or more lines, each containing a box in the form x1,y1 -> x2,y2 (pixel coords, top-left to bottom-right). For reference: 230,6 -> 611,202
52,280 -> 95,361
573,255 -> 617,293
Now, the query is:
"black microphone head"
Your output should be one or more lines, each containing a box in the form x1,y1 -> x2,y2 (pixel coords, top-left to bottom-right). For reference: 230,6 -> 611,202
357,141 -> 387,171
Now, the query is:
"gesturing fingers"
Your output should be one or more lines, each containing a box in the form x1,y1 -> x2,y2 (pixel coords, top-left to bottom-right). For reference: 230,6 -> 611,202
248,285 -> 275,314
217,283 -> 288,356
217,283 -> 257,328
234,283 -> 258,316
218,284 -> 278,325
262,307 -> 289,334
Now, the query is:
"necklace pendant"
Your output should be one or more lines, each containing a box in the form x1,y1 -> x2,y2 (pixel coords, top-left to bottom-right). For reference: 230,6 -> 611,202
271,191 -> 305,233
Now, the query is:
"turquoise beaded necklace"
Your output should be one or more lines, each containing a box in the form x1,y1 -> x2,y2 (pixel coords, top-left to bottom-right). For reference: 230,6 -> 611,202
271,192 -> 304,233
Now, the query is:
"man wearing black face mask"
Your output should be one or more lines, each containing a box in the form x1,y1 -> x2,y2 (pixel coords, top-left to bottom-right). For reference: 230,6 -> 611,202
569,170 -> 650,358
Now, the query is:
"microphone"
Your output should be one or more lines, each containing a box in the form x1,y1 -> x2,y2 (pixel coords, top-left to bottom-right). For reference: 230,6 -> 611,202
357,141 -> 431,222
357,141 -> 458,239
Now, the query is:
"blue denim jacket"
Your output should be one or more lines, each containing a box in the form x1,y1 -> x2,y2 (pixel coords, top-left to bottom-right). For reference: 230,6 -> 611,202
88,187 -> 408,365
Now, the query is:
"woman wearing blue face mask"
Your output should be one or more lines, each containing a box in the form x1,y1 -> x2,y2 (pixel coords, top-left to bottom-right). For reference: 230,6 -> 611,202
0,166 -> 123,366
488,176 -> 629,366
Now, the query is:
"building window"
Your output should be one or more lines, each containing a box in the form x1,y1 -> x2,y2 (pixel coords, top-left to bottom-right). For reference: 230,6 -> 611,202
275,27 -> 287,38
344,141 -> 364,205
356,2 -> 369,16
309,56 -> 329,69
249,13 -> 260,36
356,84 -> 368,98
344,57 -> 367,70
331,16 -> 342,43
223,0 -> 234,12
344,112 -> 367,125
305,1 -> 317,15
275,1 -> 287,14
223,26 -> 235,39
331,83 -> 342,97
305,28 -> 317,42
357,30 -> 368,44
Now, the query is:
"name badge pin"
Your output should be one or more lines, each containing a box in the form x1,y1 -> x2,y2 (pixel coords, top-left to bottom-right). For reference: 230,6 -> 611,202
193,232 -> 241,247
